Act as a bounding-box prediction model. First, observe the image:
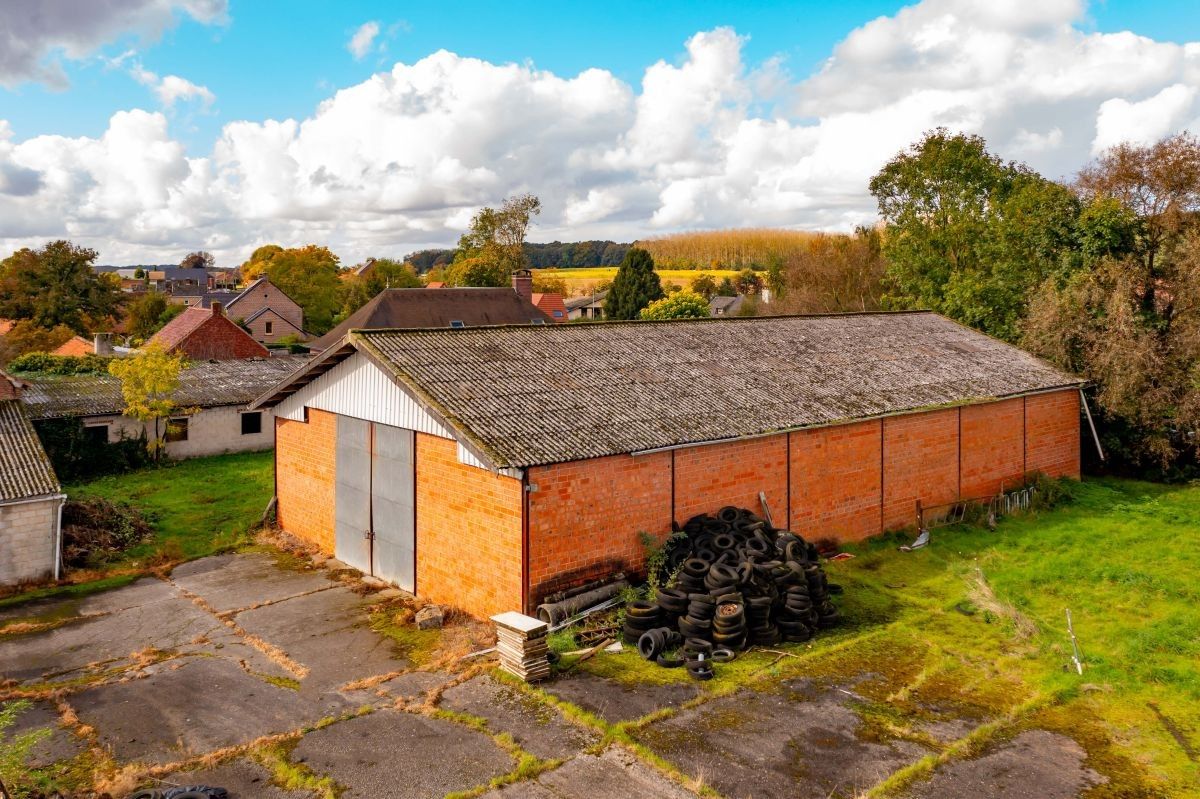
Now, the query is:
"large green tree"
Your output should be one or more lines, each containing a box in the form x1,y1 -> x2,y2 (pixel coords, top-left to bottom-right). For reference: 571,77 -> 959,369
0,240 -> 122,334
869,129 -> 1083,341
126,292 -> 185,341
448,193 -> 541,287
340,258 -> 423,317
604,247 -> 664,320
264,245 -> 343,334
1023,133 -> 1200,474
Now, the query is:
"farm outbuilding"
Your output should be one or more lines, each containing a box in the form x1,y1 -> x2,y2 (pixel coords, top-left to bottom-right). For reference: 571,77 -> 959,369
252,312 -> 1083,619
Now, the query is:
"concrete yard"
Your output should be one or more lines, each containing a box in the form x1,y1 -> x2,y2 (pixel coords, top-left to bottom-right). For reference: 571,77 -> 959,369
0,552 -> 1112,798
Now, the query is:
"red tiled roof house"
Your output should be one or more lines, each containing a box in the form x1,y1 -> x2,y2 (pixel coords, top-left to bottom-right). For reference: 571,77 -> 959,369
149,303 -> 270,360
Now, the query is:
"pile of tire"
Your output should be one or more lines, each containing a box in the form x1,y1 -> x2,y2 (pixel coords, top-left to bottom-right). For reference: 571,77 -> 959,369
645,506 -> 842,666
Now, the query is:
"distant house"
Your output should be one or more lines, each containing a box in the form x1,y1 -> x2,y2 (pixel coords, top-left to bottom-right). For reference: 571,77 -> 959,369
51,336 -> 94,357
709,295 -> 745,317
565,290 -> 607,321
19,356 -> 308,460
425,281 -> 446,289
223,278 -> 307,345
0,372 -> 64,587
532,293 -> 568,323
309,272 -> 552,352
149,304 -> 270,360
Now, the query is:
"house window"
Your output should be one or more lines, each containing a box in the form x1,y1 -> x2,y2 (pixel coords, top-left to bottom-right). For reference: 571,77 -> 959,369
165,417 -> 189,442
449,320 -> 465,328
553,310 -> 564,318
84,424 -> 108,445
265,321 -> 274,335
241,411 -> 263,435
531,318 -> 546,325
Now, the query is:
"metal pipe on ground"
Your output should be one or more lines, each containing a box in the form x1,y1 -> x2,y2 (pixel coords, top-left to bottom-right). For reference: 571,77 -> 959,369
535,579 -> 629,626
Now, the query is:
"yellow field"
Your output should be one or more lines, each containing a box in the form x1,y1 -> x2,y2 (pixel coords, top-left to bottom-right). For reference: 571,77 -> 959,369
532,267 -> 748,294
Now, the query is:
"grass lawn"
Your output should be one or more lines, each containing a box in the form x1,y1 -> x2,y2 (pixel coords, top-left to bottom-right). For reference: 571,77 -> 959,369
532,267 -> 750,292
563,477 -> 1200,795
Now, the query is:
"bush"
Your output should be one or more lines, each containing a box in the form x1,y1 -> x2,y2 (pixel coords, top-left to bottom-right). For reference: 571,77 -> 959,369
6,352 -> 113,375
34,418 -> 152,482
61,496 -> 153,569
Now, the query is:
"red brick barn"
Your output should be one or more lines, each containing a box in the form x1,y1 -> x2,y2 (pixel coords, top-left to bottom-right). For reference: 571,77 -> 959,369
252,312 -> 1083,619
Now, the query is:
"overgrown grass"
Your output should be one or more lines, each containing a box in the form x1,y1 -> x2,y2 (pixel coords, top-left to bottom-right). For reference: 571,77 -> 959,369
66,450 -> 274,564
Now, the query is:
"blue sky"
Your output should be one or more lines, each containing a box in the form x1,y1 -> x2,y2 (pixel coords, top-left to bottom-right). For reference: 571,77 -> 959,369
5,0 -> 1197,154
1,0 -> 1198,264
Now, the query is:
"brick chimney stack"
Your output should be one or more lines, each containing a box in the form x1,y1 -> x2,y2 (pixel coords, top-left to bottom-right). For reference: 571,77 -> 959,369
512,269 -> 533,303
0,371 -> 22,401
211,301 -> 224,316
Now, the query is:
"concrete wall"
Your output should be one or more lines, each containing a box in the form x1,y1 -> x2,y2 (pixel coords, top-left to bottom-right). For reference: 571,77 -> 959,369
91,405 -> 277,459
0,497 -> 60,586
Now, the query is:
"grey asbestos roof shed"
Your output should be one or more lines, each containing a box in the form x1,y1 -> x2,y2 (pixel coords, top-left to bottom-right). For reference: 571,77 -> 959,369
254,312 -> 1082,470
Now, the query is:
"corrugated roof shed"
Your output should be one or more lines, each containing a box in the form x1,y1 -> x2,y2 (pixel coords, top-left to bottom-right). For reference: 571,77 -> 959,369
343,312 -> 1082,468
20,355 -> 309,420
0,400 -> 60,502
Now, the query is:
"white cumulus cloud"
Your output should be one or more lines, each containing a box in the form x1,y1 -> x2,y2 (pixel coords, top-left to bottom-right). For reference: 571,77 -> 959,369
348,21 -> 381,60
0,0 -> 227,89
0,0 -> 1198,266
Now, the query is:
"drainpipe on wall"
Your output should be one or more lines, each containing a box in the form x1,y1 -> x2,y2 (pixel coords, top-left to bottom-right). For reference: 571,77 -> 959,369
53,493 -> 66,581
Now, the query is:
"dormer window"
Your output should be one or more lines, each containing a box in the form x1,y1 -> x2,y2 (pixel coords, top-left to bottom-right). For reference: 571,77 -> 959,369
531,318 -> 546,325
450,320 -> 465,328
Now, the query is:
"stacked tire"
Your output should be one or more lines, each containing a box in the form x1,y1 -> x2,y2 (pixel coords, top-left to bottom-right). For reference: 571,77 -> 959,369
712,599 -> 747,650
622,600 -> 662,644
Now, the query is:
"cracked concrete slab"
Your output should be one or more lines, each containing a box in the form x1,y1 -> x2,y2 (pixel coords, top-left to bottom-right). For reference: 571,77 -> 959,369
0,588 -> 219,683
542,671 -> 701,724
441,675 -> 600,760
70,656 -> 347,766
634,680 -> 929,799
6,699 -> 84,768
234,587 -> 405,692
904,729 -> 1105,799
478,746 -> 702,799
172,553 -> 335,614
153,758 -> 318,798
291,709 -> 513,799
370,670 -> 454,700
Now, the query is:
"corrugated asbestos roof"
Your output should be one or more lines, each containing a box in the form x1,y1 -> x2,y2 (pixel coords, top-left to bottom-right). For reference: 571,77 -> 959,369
20,355 -> 311,420
0,400 -> 59,502
346,312 -> 1082,469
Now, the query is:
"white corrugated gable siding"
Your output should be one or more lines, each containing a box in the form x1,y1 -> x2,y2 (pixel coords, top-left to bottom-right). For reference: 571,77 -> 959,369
276,352 -> 454,437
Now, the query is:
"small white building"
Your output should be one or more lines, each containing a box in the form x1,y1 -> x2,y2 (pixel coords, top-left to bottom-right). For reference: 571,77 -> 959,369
18,356 -> 309,460
0,385 -> 64,588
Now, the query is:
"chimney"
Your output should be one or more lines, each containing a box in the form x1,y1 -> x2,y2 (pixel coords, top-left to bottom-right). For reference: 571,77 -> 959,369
93,332 -> 113,356
211,301 -> 224,316
512,269 -> 533,302
0,371 -> 21,401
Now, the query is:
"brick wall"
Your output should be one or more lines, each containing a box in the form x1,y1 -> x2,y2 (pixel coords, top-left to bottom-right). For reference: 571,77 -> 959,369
527,451 -> 672,607
275,409 -> 337,552
789,420 -> 882,541
960,398 -> 1025,497
244,309 -> 305,344
0,498 -> 59,586
673,436 -> 789,525
415,433 -> 524,618
177,315 -> 270,360
1025,391 -> 1082,479
882,408 -> 961,529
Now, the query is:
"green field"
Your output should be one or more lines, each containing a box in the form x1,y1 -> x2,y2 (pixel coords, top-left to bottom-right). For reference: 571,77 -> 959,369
532,267 -> 748,292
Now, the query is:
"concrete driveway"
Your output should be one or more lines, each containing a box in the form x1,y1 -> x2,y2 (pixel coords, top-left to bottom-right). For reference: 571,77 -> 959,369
1,552 -> 1104,798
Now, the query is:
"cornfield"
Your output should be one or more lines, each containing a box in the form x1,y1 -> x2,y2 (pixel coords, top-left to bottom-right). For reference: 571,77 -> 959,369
638,228 -> 828,269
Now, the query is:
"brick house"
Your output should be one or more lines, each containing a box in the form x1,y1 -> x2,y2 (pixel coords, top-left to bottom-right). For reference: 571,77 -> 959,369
253,312 -> 1084,619
0,372 -> 64,587
223,278 -> 307,345
149,303 -> 271,360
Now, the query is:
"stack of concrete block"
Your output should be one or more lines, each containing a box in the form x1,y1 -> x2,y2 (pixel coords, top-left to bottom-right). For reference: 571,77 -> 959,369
491,611 -> 550,682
